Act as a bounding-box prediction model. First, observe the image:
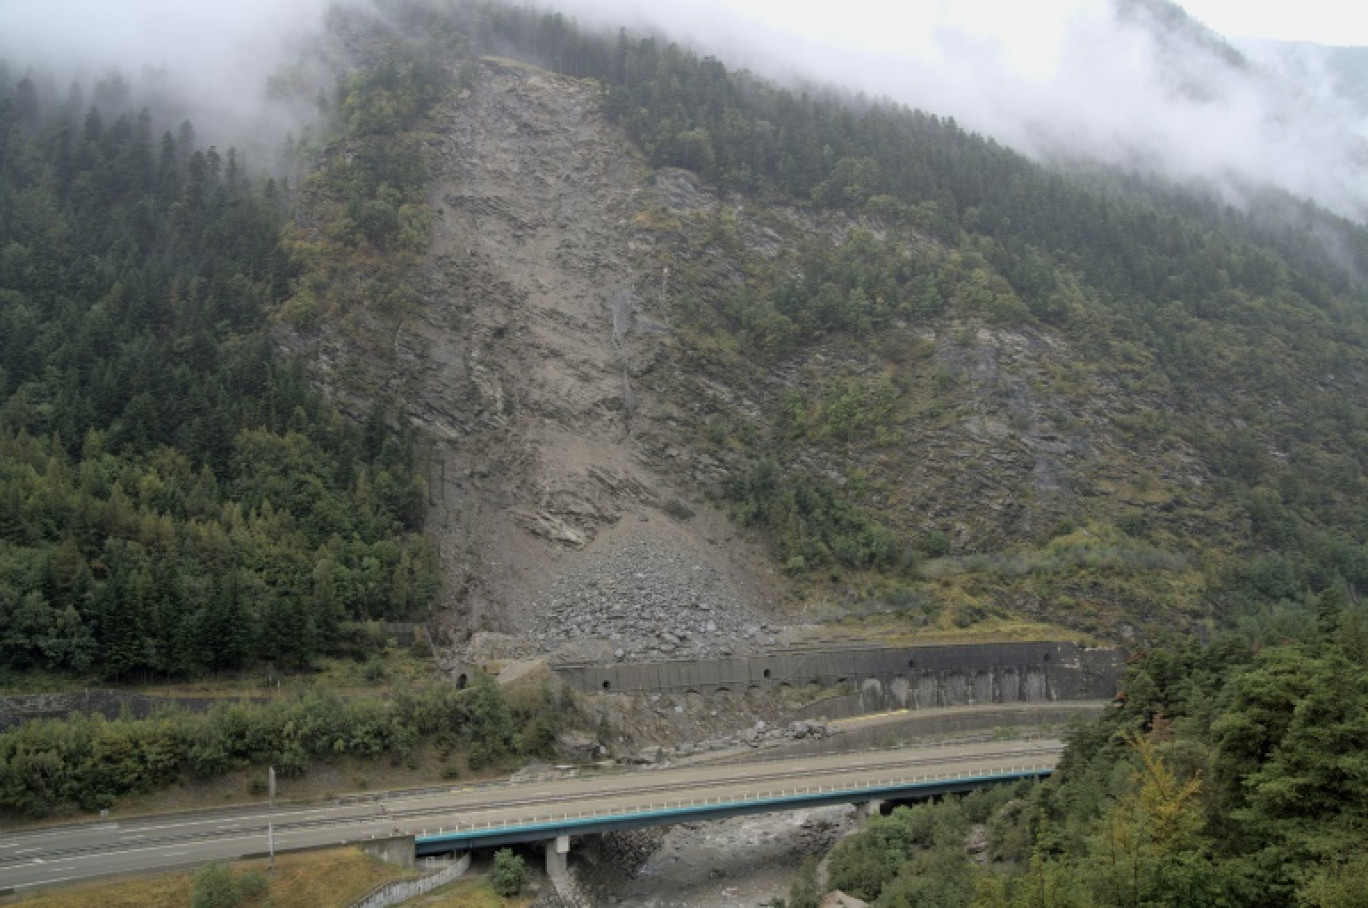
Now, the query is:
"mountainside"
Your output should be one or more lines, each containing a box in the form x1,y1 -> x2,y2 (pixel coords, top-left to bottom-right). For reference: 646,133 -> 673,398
281,57 -> 787,661
5,0 -> 1368,678
5,1 -> 1368,902
272,2 -> 1368,659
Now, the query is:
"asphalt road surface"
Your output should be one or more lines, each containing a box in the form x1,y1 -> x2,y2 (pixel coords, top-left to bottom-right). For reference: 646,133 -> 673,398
0,737 -> 1064,894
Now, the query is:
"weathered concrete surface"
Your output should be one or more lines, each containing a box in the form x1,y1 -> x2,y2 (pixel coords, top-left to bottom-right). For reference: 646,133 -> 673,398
552,642 -> 1122,711
357,834 -> 417,869
546,834 -> 571,879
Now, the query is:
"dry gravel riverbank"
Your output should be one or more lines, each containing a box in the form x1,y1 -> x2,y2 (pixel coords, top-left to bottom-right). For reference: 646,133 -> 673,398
599,806 -> 856,907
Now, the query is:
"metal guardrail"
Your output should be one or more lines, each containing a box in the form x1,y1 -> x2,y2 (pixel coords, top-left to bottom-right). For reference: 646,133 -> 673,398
412,763 -> 1053,844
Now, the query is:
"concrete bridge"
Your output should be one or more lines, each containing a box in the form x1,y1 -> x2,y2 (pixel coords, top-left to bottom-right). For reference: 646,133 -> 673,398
406,737 -> 1062,892
0,737 -> 1063,896
412,744 -> 1057,846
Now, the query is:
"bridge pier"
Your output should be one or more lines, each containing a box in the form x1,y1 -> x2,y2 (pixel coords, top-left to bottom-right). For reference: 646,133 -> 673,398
856,799 -> 883,820
545,834 -> 571,882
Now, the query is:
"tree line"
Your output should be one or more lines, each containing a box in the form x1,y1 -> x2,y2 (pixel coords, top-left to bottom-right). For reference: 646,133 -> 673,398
0,65 -> 438,680
0,673 -> 568,818
812,596 -> 1368,906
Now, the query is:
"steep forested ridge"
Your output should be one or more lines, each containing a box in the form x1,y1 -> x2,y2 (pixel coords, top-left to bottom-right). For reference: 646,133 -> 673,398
0,68 -> 437,681
9,0 -> 1362,668
2,1 -> 1368,897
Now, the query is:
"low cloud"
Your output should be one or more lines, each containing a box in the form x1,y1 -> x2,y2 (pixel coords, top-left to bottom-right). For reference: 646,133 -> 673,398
2,0 -> 1364,219
550,0 -> 1368,221
0,0 -> 340,167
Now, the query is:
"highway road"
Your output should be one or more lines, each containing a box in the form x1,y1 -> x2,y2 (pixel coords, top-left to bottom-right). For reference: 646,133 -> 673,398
0,737 -> 1063,894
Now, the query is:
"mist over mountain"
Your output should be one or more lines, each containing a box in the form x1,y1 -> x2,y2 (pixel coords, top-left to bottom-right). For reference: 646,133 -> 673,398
0,0 -> 336,165
2,0 -> 1365,220
1239,39 -> 1368,117
547,0 -> 1368,222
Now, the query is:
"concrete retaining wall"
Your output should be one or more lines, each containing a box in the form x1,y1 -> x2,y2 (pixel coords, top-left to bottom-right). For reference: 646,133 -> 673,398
0,690 -> 273,732
552,642 -> 1122,711
358,835 -> 417,869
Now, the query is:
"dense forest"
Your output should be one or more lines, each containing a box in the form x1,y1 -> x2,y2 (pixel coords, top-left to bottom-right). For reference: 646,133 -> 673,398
0,64 -> 438,681
800,603 -> 1368,907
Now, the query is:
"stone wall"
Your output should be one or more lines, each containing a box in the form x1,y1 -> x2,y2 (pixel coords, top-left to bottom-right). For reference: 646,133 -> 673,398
551,642 -> 1122,711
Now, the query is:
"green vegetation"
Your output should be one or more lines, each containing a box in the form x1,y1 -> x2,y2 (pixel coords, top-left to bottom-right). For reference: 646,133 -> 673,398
189,863 -> 267,908
727,459 -> 907,574
0,61 -> 438,680
492,848 -> 528,897
9,847 -> 410,908
818,597 -> 1368,906
278,25 -> 450,330
0,672 -> 573,817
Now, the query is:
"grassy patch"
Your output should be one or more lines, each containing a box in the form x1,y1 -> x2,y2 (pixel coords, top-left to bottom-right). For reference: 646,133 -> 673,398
8,847 -> 410,908
841,615 -> 1098,647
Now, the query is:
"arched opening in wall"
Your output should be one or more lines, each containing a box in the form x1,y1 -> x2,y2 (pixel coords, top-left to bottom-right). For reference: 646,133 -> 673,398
763,668 -> 772,679
1043,652 -> 1052,663
602,680 -> 611,691
456,673 -> 468,689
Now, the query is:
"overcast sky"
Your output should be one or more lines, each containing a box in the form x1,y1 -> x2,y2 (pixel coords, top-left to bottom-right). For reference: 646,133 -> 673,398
1,0 -> 1365,217
2,1 -> 1363,95
1180,0 -> 1368,45
653,1 -> 1368,54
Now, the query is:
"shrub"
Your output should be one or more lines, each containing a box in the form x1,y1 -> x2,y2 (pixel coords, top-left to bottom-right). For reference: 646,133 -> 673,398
190,862 -> 239,908
493,848 -> 527,897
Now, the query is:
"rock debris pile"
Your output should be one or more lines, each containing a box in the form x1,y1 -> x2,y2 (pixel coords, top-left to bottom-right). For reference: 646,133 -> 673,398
534,542 -> 777,662
630,719 -> 831,763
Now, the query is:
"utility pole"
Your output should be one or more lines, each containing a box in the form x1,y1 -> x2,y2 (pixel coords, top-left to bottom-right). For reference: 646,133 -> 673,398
267,765 -> 276,872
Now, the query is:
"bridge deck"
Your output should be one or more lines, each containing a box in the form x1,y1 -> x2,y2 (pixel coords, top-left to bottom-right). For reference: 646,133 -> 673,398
414,766 -> 1053,853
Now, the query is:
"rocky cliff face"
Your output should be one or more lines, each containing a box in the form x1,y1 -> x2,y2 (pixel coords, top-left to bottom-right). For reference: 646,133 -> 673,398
286,58 -> 1220,654
287,60 -> 785,656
